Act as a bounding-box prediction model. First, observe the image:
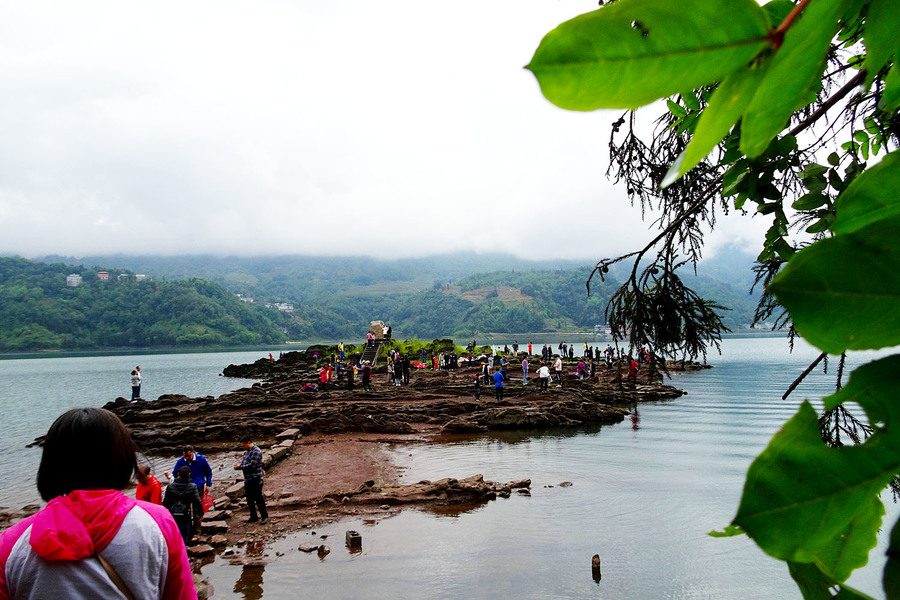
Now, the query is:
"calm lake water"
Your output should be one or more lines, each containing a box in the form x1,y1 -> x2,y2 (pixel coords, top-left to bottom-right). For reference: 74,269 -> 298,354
1,337 -> 896,599
0,348 -> 284,508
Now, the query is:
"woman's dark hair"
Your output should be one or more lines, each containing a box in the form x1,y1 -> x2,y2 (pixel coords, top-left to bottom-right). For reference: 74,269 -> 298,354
37,408 -> 139,501
177,466 -> 191,482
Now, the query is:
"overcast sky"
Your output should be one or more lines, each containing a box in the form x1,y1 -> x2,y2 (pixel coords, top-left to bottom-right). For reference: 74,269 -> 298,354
0,0 -> 766,261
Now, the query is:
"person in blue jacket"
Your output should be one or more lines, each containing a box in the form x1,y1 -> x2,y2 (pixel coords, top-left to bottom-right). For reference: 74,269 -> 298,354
166,445 -> 212,494
492,367 -> 505,401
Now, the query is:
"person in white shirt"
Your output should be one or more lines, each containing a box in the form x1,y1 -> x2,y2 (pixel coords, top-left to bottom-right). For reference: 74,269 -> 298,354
537,364 -> 551,392
130,369 -> 142,400
553,356 -> 564,388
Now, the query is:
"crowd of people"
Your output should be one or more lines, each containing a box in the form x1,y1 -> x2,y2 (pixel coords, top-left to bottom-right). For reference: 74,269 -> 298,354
305,337 -> 649,400
7,334 -> 654,599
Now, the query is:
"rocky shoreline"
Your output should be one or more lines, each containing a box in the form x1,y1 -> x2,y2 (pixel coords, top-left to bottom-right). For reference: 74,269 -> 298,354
99,345 -> 697,455
4,344 -> 707,596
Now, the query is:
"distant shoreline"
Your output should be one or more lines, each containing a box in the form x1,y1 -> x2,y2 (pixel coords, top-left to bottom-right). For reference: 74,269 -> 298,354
0,330 -> 788,360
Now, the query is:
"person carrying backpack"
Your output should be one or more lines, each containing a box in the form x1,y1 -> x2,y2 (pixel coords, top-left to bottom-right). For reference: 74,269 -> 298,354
163,466 -> 204,543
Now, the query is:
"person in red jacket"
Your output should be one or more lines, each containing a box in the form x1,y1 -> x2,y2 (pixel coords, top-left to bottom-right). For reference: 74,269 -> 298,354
135,465 -> 162,504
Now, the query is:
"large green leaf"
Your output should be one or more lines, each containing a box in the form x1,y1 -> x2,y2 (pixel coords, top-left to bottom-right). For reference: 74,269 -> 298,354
814,495 -> 885,582
733,401 -> 896,566
740,0 -> 843,157
886,518 -> 900,600
663,61 -> 767,186
823,355 -> 900,423
789,562 -> 877,600
768,214 -> 900,354
526,0 -> 769,110
833,152 -> 900,234
883,62 -> 900,111
863,0 -> 900,87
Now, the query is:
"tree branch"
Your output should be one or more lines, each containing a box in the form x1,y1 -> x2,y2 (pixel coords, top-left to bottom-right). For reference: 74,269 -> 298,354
788,70 -> 867,138
782,351 -> 827,400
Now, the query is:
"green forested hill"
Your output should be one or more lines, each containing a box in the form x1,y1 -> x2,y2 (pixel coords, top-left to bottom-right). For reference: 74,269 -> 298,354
0,257 -> 287,351
18,252 -> 760,348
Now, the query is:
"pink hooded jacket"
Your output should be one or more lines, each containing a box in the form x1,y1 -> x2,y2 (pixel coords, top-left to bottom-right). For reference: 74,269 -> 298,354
0,489 -> 195,599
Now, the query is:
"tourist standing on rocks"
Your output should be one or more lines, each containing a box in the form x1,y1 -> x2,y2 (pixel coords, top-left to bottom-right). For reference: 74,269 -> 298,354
528,341 -> 533,355
492,367 -> 505,401
163,466 -> 204,543
522,356 -> 529,385
473,374 -> 481,401
537,363 -> 550,392
234,436 -> 269,525
627,358 -> 639,386
130,369 -> 142,401
361,361 -> 372,390
347,364 -> 355,390
554,355 -> 565,388
166,446 -> 212,495
0,407 -> 196,599
135,465 -> 162,504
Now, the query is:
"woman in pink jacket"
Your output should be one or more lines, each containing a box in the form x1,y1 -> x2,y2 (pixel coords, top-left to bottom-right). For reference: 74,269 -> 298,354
0,408 -> 195,599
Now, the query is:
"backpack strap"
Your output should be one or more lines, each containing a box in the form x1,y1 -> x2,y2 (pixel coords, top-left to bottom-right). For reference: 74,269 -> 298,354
96,553 -> 135,600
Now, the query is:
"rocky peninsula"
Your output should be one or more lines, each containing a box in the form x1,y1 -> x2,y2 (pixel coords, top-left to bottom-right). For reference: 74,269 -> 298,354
6,339 -> 707,595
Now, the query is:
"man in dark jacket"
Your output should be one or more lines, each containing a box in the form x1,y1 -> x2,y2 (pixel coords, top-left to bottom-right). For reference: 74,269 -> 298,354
234,436 -> 268,524
163,466 -> 204,542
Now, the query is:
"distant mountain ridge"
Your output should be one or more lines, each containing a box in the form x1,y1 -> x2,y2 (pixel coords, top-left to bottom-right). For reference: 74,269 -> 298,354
23,250 -> 760,345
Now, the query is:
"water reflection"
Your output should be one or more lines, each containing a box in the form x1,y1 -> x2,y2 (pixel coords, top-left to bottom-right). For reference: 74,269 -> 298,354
232,541 -> 266,600
421,497 -> 492,518
233,564 -> 264,600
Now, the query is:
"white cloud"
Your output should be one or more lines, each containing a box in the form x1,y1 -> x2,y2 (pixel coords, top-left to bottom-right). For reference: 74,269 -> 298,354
0,0 -> 763,262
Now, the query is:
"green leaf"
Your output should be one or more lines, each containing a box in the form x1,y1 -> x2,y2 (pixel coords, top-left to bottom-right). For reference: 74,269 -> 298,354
832,152 -> 900,234
761,0 -> 795,29
769,213 -> 900,353
663,62 -> 767,187
666,99 -> 687,117
708,524 -> 745,538
886,518 -> 900,600
740,0 -> 843,157
733,400 -> 896,567
822,356 -> 900,426
804,216 -> 833,234
792,192 -> 828,210
828,152 -> 840,166
682,91 -> 701,111
788,562 -> 877,600
882,63 -> 900,111
814,495 -> 885,582
526,0 -> 769,110
863,0 -> 900,87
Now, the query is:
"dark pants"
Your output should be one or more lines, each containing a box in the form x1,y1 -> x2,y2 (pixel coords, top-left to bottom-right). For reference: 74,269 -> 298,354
494,386 -> 503,401
174,514 -> 193,542
132,386 -> 140,400
539,377 -> 548,392
245,478 -> 268,520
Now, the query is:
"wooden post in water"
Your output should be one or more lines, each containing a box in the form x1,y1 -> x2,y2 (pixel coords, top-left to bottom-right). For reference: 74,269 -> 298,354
591,554 -> 602,582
